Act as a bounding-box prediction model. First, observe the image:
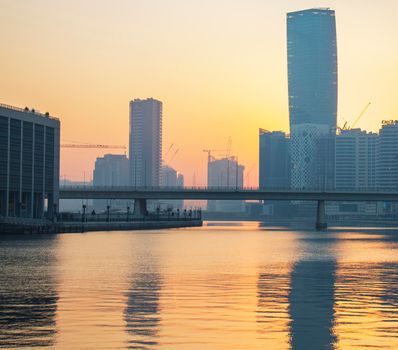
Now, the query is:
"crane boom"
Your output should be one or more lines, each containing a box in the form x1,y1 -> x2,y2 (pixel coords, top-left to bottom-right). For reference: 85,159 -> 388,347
164,143 -> 174,162
226,136 -> 232,157
168,148 -> 180,164
351,102 -> 371,129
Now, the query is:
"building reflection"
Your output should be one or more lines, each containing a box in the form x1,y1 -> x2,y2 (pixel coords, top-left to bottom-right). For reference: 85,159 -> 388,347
0,235 -> 58,348
380,262 -> 398,307
124,255 -> 162,349
288,258 -> 337,350
333,232 -> 398,349
256,263 -> 292,348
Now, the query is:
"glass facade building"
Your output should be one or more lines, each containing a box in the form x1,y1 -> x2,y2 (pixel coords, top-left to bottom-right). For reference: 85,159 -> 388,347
0,104 -> 60,219
287,8 -> 338,129
287,8 -> 337,189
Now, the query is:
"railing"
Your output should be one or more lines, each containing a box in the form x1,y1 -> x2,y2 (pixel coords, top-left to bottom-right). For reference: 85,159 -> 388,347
59,185 -> 398,193
58,209 -> 202,223
0,102 -> 59,121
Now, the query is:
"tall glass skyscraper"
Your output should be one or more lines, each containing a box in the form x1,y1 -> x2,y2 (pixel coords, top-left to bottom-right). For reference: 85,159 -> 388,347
287,8 -> 337,189
287,8 -> 338,129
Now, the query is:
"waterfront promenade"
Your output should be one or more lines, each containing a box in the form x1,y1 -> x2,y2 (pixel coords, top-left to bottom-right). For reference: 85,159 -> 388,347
0,210 -> 202,234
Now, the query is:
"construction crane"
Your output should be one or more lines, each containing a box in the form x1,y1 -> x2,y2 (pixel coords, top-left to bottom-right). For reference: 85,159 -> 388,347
202,149 -> 227,164
226,136 -> 232,158
338,102 -> 371,132
61,144 -> 127,150
204,137 -> 233,164
244,164 -> 255,187
168,148 -> 180,165
163,143 -> 174,162
351,102 -> 371,129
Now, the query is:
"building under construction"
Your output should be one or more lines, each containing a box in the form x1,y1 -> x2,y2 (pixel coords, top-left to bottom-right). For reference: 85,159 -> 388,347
207,155 -> 244,212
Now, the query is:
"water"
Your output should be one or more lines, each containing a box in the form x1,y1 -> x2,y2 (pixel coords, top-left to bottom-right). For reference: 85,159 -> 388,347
1,222 -> 398,349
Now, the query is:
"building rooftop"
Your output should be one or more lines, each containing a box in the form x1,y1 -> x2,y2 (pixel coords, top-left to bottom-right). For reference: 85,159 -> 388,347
0,102 -> 59,121
287,8 -> 334,16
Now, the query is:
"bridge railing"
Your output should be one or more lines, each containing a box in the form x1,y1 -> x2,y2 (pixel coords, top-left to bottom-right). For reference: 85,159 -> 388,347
58,209 -> 202,223
59,185 -> 398,193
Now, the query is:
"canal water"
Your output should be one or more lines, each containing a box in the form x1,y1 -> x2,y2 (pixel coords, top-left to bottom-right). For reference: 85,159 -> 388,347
0,222 -> 397,349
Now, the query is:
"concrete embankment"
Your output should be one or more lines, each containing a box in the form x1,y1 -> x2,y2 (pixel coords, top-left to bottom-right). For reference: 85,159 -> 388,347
0,220 -> 203,234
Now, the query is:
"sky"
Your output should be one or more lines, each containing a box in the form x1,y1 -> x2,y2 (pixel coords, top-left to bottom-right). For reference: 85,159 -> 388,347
1,0 -> 398,186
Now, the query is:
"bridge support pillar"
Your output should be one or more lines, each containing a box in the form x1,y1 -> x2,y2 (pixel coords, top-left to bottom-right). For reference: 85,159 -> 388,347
133,199 -> 148,217
315,200 -> 327,230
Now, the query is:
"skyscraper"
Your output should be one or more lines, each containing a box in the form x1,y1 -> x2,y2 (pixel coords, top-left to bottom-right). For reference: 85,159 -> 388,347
129,98 -> 162,187
287,8 -> 338,189
287,8 -> 337,129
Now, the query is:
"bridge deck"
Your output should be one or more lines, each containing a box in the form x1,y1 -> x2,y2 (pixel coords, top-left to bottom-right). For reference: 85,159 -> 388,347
59,187 -> 398,202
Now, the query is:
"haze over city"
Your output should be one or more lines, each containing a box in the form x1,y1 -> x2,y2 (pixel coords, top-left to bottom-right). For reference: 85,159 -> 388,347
1,0 -> 398,185
3,1 -> 398,349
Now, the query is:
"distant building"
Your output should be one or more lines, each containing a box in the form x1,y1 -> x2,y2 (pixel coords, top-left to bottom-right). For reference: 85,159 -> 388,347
287,8 -> 337,189
129,98 -> 162,187
159,165 -> 184,210
93,154 -> 129,187
93,154 -> 130,210
161,165 -> 181,187
207,157 -> 244,212
177,173 -> 184,187
59,179 -> 92,213
259,129 -> 290,189
332,129 -> 377,216
335,129 -> 377,190
376,121 -> 398,189
0,104 -> 60,220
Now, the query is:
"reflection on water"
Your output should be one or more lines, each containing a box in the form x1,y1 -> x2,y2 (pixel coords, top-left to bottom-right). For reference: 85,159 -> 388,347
256,263 -> 292,349
288,236 -> 337,350
289,260 -> 337,350
125,249 -> 161,349
331,233 -> 398,350
0,224 -> 398,349
334,262 -> 398,349
0,235 -> 58,348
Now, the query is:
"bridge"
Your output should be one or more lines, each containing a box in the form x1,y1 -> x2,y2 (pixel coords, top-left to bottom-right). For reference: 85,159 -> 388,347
59,186 -> 398,229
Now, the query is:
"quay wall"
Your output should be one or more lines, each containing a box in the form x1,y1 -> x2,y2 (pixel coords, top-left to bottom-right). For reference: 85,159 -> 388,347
0,220 -> 203,234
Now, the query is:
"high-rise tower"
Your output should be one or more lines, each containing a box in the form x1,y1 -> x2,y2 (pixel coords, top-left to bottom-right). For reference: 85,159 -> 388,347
287,8 -> 337,129
287,8 -> 337,189
129,98 -> 162,187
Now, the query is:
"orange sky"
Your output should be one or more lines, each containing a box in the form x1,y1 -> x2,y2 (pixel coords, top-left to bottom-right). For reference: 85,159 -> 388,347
1,0 -> 398,186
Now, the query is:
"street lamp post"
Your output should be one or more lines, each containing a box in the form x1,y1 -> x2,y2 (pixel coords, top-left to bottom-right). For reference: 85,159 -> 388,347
82,204 -> 86,223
